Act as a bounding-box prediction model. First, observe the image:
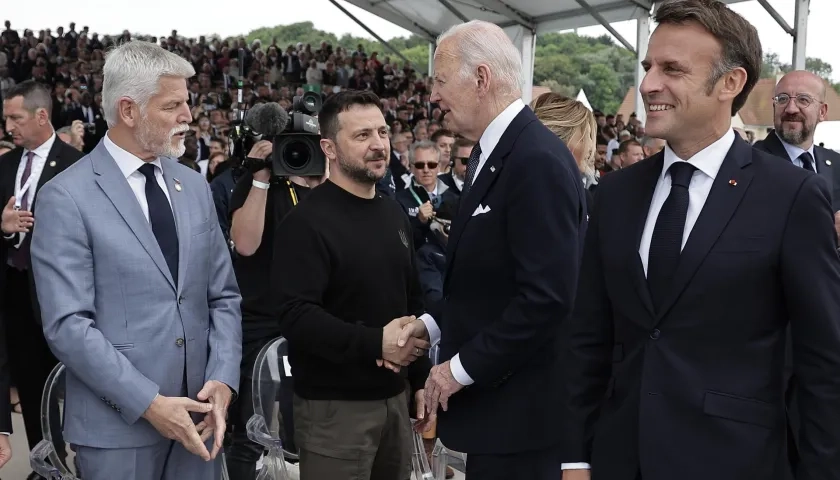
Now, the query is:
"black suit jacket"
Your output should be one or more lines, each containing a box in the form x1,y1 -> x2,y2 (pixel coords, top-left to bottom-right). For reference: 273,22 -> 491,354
436,106 -> 587,454
0,307 -> 9,434
753,129 -> 840,211
564,136 -> 840,480
0,138 -> 84,324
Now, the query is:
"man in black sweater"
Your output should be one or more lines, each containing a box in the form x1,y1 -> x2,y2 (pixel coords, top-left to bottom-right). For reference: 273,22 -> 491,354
273,90 -> 435,480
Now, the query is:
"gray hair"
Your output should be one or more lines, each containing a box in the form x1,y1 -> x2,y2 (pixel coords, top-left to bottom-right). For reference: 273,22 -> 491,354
102,40 -> 195,127
437,20 -> 522,98
409,140 -> 441,164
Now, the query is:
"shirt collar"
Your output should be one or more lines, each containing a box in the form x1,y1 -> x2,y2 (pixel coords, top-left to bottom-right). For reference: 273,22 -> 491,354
25,132 -> 57,160
775,131 -> 815,162
103,132 -> 163,179
662,129 -> 736,181
478,98 -> 526,160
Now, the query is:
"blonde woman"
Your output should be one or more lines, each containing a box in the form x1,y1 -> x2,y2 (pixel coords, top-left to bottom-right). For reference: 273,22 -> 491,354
531,92 -> 598,213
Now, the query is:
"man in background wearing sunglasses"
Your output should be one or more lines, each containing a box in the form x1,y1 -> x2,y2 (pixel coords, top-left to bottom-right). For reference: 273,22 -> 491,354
397,140 -> 459,251
752,69 -> 840,472
440,136 -> 473,196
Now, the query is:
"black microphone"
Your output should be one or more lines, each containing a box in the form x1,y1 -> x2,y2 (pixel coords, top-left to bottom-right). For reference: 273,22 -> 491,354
244,103 -> 289,137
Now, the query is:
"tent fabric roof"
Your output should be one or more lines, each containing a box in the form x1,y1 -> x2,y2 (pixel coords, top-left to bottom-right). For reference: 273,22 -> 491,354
341,0 -> 654,42
341,0 -> 751,43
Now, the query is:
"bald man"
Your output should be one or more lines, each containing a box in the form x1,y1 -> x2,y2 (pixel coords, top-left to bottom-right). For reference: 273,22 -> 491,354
752,69 -> 840,471
754,70 -> 840,213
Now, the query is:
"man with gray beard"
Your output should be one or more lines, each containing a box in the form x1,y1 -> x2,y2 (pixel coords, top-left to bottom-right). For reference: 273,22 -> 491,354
29,40 -> 242,480
754,70 -> 840,217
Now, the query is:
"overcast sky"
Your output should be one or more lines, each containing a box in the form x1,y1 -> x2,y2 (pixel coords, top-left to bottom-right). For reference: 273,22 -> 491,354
4,0 -> 838,81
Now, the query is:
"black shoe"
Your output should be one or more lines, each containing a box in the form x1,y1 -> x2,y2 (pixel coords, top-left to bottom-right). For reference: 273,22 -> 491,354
26,472 -> 46,480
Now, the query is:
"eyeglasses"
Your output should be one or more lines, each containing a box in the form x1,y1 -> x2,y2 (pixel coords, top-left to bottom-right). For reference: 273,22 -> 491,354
456,157 -> 469,166
773,93 -> 822,109
413,162 -> 438,170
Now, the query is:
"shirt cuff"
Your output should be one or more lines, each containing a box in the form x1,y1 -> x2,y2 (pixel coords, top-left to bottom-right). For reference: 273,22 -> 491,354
419,313 -> 440,347
0,432 -> 9,436
561,463 -> 591,470
450,353 -> 475,386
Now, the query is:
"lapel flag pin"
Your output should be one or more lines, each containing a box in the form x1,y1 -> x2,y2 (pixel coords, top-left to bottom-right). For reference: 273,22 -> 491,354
827,160 -> 833,166
174,179 -> 182,192
490,166 -> 495,172
49,160 -> 56,167
729,179 -> 738,186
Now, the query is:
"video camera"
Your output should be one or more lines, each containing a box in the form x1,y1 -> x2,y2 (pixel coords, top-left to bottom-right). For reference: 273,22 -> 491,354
230,91 -> 326,178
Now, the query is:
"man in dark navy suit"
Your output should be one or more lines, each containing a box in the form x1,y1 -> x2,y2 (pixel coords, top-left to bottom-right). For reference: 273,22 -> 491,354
753,69 -> 840,220
752,69 -> 840,471
562,2 -> 840,480
397,19 -> 587,480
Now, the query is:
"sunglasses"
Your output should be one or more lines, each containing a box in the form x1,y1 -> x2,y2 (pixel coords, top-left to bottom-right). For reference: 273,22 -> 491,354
413,162 -> 438,170
456,157 -> 469,166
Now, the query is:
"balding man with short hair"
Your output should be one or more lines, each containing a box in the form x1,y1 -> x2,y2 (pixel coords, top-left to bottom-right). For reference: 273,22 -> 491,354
754,70 -> 840,213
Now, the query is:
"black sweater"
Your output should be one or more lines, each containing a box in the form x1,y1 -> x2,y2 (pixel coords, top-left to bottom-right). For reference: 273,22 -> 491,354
273,180 -> 432,401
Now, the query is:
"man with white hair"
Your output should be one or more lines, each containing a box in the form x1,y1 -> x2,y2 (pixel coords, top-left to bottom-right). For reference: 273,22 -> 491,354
29,40 -> 242,480
401,20 -> 587,479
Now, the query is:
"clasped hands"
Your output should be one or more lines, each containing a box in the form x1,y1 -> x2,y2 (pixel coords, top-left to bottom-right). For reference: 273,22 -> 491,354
377,315 -> 430,372
142,380 -> 232,461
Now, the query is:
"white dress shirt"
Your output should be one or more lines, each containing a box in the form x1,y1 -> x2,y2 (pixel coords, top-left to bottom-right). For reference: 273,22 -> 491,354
419,98 -> 526,387
776,131 -> 816,171
7,133 -> 55,249
563,129 -> 735,472
103,133 -> 172,221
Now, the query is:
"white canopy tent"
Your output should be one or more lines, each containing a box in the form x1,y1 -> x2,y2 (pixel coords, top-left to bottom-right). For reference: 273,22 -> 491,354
577,89 -> 593,111
330,0 -> 812,123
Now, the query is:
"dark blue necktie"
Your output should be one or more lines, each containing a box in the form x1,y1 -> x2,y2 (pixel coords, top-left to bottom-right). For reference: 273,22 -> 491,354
798,151 -> 815,172
647,161 -> 696,311
462,143 -> 482,199
138,163 -> 179,285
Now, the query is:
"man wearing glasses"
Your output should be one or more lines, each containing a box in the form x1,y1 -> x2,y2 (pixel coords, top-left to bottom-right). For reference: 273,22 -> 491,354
440,136 -> 473,196
752,69 -> 840,473
754,70 -> 840,217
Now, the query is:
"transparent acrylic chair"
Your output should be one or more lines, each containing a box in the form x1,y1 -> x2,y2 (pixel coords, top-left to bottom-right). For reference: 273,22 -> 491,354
29,363 -> 79,480
246,337 -> 296,480
425,345 -> 468,480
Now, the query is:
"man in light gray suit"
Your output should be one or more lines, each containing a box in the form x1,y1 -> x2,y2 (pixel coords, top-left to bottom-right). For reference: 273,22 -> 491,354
29,41 -> 242,480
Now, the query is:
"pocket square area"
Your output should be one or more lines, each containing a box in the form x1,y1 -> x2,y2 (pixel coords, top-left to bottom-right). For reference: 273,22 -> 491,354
472,204 -> 491,216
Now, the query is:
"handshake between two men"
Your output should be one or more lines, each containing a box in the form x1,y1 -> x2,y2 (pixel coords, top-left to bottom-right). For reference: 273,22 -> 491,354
377,316 -> 466,433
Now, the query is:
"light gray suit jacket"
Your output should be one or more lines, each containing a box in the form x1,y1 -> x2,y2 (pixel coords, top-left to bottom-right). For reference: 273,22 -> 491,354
30,140 -> 242,449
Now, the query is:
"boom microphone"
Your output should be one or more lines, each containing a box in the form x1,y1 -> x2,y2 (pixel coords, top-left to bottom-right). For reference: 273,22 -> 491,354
244,102 -> 289,137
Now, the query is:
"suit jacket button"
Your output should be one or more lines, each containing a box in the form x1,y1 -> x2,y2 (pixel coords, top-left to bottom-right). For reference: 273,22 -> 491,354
178,296 -> 184,304
650,329 -> 661,340
175,338 -> 185,347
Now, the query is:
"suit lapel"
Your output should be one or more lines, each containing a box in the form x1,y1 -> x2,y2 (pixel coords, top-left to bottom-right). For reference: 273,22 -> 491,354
160,160 -> 191,294
812,147 -> 835,195
760,130 -> 789,160
630,155 -> 663,319
91,143 -> 176,291
655,137 -> 754,320
33,141 -> 68,209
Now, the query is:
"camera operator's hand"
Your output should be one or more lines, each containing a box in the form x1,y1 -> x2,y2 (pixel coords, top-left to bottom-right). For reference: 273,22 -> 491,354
417,202 -> 434,224
248,140 -> 273,183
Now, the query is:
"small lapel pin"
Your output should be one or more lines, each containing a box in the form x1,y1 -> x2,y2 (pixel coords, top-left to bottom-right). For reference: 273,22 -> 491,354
48,160 -> 56,167
490,166 -> 495,173
827,160 -> 832,166
174,179 -> 182,192
729,179 -> 738,186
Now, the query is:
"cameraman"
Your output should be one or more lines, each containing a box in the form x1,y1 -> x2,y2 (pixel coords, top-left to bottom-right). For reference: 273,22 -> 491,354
226,140 -> 327,480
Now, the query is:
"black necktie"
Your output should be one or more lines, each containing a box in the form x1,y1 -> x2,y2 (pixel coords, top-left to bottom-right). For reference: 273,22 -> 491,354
647,162 -> 697,311
798,151 -> 814,172
462,144 -> 482,199
138,163 -> 179,285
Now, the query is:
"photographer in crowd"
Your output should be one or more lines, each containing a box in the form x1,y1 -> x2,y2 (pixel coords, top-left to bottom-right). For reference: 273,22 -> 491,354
225,139 -> 326,480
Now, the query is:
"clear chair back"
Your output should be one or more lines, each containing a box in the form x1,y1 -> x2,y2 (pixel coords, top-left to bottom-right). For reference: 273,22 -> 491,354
29,363 -> 79,480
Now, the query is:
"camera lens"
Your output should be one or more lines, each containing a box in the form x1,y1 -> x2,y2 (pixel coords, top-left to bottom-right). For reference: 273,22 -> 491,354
282,141 -> 311,169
